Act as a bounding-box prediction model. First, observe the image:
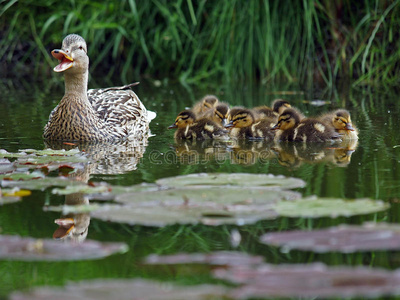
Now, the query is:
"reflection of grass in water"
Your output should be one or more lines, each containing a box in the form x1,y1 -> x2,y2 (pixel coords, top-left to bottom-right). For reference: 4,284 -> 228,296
1,1 -> 400,85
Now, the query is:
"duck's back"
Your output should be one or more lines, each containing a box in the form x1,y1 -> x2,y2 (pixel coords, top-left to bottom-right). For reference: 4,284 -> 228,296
294,119 -> 340,142
87,83 -> 150,140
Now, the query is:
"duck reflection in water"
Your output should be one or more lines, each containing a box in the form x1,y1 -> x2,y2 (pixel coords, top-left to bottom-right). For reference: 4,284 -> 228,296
53,193 -> 90,243
45,139 -> 148,242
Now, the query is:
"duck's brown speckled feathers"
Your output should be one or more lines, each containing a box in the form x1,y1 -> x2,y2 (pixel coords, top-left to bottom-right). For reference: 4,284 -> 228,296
44,34 -> 152,142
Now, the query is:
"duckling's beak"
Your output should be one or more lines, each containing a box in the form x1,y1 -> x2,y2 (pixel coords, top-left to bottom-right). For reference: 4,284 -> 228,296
224,121 -> 234,128
168,123 -> 177,129
221,118 -> 227,127
345,123 -> 355,131
271,124 -> 280,131
51,49 -> 74,72
53,217 -> 75,239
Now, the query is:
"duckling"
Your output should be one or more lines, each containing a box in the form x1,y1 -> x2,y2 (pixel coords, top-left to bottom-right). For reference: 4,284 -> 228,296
192,95 -> 219,114
271,99 -> 305,120
44,34 -> 155,141
272,108 -> 340,142
252,105 -> 278,122
318,109 -> 358,140
200,102 -> 230,127
225,108 -> 275,141
271,99 -> 292,115
168,110 -> 228,140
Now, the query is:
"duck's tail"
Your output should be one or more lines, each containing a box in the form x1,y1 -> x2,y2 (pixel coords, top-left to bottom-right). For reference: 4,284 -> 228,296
147,110 -> 157,122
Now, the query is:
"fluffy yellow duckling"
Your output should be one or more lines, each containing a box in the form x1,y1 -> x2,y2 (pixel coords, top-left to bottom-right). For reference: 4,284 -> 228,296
225,108 -> 275,141
168,110 -> 228,140
271,99 -> 292,115
192,95 -> 219,114
318,109 -> 358,140
200,102 -> 230,127
272,108 -> 340,142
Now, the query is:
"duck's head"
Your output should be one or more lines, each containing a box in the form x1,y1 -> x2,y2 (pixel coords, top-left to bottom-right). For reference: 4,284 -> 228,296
51,34 -> 88,74
168,110 -> 196,129
213,103 -> 230,126
272,99 -> 291,114
225,108 -> 254,128
271,108 -> 300,131
332,110 -> 355,131
201,95 -> 219,111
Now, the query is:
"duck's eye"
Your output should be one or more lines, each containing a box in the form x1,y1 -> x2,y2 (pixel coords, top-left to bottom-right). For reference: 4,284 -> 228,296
79,46 -> 83,50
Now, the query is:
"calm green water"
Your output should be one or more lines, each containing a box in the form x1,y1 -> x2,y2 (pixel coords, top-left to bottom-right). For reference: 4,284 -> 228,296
1,78 -> 400,298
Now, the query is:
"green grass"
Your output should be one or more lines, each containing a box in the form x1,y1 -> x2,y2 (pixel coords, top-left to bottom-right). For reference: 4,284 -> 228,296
1,0 -> 400,87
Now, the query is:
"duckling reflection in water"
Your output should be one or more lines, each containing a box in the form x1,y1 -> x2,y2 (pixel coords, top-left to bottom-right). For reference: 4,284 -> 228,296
272,108 -> 340,142
172,139 -> 229,164
225,108 -> 275,141
168,110 -> 229,140
228,139 -> 275,165
318,109 -> 359,140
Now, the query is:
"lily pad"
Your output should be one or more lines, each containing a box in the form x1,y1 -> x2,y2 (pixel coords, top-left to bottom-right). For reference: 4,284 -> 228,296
145,251 -> 264,266
0,235 -> 127,261
92,188 -> 300,227
115,187 -> 300,206
10,279 -> 229,300
156,173 -> 306,189
44,203 -> 105,214
0,172 -> 45,181
1,176 -> 85,190
260,222 -> 400,253
274,197 -> 389,218
213,262 -> 400,299
52,185 -> 111,195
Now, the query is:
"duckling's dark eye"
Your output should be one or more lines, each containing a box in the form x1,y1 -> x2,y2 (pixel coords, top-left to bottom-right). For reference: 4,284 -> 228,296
79,46 -> 83,50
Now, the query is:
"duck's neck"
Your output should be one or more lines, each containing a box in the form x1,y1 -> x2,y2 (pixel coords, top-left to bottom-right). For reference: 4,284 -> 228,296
63,70 -> 89,102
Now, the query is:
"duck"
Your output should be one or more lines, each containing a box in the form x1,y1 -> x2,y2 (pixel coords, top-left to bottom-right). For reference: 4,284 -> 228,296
191,95 -> 219,114
271,99 -> 292,115
225,108 -> 275,141
168,110 -> 228,140
318,109 -> 358,140
200,102 -> 230,127
272,108 -> 341,142
252,105 -> 278,122
43,34 -> 155,142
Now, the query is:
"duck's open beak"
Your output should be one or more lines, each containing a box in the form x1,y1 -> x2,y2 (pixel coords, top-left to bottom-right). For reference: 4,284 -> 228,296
168,124 -> 177,129
345,123 -> 355,131
53,217 -> 75,239
51,49 -> 74,72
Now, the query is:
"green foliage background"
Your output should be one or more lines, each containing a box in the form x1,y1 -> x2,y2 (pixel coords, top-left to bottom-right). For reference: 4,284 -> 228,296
1,0 -> 400,86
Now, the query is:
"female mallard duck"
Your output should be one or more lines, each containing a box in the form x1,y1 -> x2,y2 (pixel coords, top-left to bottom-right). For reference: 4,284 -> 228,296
272,108 -> 340,142
225,108 -> 275,140
318,109 -> 358,140
43,34 -> 155,141
200,102 -> 230,127
192,95 -> 219,114
168,110 -> 228,140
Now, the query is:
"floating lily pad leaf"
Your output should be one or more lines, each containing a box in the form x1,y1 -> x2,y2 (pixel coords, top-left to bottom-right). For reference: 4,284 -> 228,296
0,149 -> 28,158
10,279 -> 229,300
44,203 -> 107,214
156,173 -> 306,189
52,185 -> 111,195
274,197 -> 389,218
22,148 -> 81,156
87,183 -> 161,201
145,251 -> 264,266
91,200 -> 279,227
2,187 -> 31,197
0,195 -> 21,205
213,262 -> 400,299
0,172 -> 45,181
0,235 -> 127,261
116,187 -> 300,206
2,177 -> 84,190
16,155 -> 87,166
260,223 -> 400,253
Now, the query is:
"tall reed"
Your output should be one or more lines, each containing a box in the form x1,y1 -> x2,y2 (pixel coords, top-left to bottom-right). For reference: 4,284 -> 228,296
1,0 -> 399,86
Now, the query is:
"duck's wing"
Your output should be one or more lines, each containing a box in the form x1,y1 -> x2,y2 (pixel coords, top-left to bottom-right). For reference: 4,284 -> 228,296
87,83 -> 150,139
